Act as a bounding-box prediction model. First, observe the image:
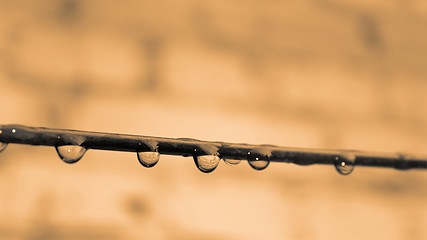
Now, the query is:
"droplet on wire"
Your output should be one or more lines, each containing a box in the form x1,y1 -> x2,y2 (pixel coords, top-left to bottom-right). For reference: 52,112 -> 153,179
137,151 -> 160,168
248,159 -> 270,170
55,145 -> 87,164
224,159 -> 241,165
334,153 -> 356,175
194,154 -> 220,173
0,142 -> 7,152
247,149 -> 270,171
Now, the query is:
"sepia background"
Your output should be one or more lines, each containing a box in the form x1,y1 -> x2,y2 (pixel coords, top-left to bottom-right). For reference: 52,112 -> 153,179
1,0 -> 427,239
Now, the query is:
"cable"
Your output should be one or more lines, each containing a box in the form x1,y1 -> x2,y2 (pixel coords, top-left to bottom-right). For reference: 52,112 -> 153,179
0,124 -> 426,175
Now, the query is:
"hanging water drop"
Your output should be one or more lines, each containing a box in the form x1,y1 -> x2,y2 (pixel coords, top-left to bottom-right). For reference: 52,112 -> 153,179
0,142 -> 7,152
224,159 -> 241,165
248,159 -> 270,170
247,149 -> 270,171
334,153 -> 356,175
55,145 -> 87,164
194,154 -> 220,173
137,151 -> 160,168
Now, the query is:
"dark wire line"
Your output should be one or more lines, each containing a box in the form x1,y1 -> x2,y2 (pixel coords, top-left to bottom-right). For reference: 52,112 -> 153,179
0,124 -> 426,172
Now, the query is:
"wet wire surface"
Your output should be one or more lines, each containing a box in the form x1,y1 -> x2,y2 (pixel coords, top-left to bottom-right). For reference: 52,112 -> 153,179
0,124 -> 426,175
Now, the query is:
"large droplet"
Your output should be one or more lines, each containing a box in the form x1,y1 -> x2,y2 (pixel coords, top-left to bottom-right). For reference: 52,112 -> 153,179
247,151 -> 270,171
0,142 -> 7,152
194,154 -> 220,173
224,159 -> 241,165
55,145 -> 87,164
334,153 -> 356,175
137,151 -> 160,168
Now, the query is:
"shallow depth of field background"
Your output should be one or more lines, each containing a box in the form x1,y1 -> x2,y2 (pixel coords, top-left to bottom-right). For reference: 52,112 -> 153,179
1,0 -> 427,239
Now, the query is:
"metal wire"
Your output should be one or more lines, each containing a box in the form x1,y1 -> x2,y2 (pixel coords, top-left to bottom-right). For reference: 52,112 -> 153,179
0,124 -> 426,174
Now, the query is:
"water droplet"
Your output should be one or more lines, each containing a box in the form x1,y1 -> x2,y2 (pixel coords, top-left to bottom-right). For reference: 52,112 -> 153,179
137,151 -> 160,168
0,142 -> 7,152
247,149 -> 271,171
224,159 -> 241,165
248,159 -> 270,170
55,145 -> 87,164
11,129 -> 16,134
194,154 -> 220,173
0,130 -> 3,134
334,153 -> 356,175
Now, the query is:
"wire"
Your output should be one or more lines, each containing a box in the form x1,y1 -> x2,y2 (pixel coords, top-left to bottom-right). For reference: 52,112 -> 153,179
0,124 -> 426,175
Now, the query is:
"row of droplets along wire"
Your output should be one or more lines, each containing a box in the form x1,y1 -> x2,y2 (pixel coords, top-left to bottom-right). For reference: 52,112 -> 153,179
1,124 -> 426,175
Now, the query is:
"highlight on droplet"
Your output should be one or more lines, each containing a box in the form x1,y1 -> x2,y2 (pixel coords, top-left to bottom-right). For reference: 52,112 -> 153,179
137,151 -> 160,168
334,153 -> 356,175
194,154 -> 220,173
55,145 -> 87,164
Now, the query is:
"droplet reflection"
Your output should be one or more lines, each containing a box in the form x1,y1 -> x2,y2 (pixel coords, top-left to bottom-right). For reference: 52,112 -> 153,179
334,153 -> 356,175
248,159 -> 270,170
247,150 -> 270,171
0,142 -> 7,152
137,151 -> 160,168
224,159 -> 241,165
194,154 -> 220,173
55,145 -> 87,164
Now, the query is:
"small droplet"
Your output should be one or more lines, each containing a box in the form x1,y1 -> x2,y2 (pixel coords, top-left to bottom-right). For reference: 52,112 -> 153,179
0,142 -> 7,152
0,130 -> 3,134
224,159 -> 241,165
334,153 -> 356,175
194,154 -> 220,173
55,145 -> 87,164
137,151 -> 160,168
11,129 -> 16,134
248,159 -> 270,170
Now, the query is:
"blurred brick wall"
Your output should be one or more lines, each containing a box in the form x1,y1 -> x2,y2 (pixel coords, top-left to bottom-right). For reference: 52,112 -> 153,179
0,1 -> 427,239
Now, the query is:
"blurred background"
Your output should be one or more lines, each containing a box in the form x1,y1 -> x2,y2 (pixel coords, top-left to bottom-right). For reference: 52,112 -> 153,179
1,0 -> 427,239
